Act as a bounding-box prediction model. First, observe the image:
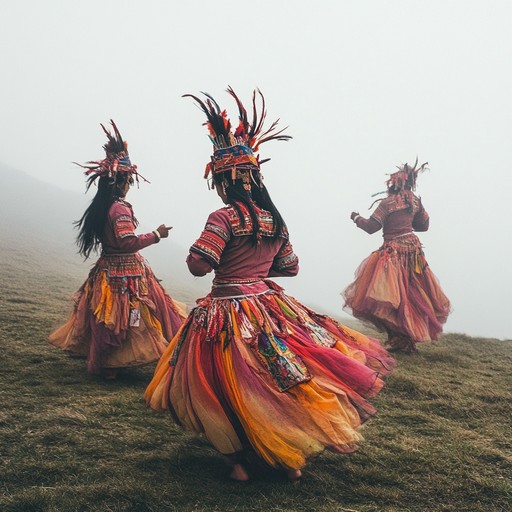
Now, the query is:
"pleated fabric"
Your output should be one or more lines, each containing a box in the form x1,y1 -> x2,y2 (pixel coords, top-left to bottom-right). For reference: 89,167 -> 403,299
344,233 -> 451,346
146,281 -> 394,470
49,253 -> 185,374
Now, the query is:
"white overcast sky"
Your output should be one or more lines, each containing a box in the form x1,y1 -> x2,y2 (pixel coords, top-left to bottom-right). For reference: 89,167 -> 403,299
1,0 -> 511,339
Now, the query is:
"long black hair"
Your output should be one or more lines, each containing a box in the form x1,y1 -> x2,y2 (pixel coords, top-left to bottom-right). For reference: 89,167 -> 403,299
214,172 -> 286,245
75,173 -> 133,259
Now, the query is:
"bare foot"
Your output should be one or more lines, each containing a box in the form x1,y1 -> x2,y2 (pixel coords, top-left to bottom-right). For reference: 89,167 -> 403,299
229,464 -> 250,482
287,469 -> 302,481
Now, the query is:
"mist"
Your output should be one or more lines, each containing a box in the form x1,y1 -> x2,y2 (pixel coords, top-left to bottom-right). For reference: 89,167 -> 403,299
1,0 -> 511,339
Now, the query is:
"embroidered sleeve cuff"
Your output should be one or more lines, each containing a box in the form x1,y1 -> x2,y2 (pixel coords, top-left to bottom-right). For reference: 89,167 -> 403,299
273,241 -> 299,270
370,214 -> 383,226
189,223 -> 230,268
114,214 -> 137,239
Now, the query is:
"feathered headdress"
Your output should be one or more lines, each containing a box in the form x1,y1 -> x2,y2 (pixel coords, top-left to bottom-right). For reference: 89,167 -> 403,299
369,158 -> 429,209
183,87 -> 292,185
75,120 -> 149,187
386,158 -> 428,193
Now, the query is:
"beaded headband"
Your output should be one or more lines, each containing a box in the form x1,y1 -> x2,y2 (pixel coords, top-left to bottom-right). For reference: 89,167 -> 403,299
386,158 -> 428,192
184,87 -> 291,188
75,120 -> 149,185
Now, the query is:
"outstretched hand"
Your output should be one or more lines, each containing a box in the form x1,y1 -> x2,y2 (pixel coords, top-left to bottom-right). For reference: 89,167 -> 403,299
350,211 -> 359,221
156,224 -> 173,238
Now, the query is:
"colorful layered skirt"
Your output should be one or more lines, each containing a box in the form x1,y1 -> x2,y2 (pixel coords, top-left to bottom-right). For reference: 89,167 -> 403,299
343,233 -> 451,349
145,279 -> 394,470
49,253 -> 186,374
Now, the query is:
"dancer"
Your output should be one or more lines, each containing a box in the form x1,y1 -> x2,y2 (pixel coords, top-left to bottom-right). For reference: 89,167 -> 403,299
343,160 -> 451,353
49,121 -> 185,378
145,89 -> 394,482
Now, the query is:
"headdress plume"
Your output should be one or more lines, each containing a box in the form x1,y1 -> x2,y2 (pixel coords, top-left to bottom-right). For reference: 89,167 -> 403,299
184,87 -> 292,184
75,120 -> 149,188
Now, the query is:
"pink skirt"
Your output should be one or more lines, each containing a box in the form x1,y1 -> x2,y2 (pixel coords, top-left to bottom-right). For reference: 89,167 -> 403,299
344,233 -> 451,346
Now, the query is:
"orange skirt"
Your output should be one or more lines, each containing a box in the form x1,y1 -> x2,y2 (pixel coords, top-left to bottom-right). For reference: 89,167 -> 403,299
146,281 -> 394,470
49,253 -> 186,374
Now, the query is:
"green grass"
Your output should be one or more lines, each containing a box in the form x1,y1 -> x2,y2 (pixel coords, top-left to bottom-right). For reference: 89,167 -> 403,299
0,248 -> 511,512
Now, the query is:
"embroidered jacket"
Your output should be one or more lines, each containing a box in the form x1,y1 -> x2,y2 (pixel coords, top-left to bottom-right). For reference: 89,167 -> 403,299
101,200 -> 159,255
355,194 -> 430,241
188,201 -> 299,278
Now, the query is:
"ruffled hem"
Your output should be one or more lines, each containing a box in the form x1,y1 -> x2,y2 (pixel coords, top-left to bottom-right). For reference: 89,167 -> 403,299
145,281 -> 394,469
49,254 -> 185,374
344,234 -> 451,345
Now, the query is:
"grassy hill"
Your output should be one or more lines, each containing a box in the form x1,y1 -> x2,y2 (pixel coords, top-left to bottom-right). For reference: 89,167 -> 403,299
1,166 -> 511,511
1,240 -> 511,511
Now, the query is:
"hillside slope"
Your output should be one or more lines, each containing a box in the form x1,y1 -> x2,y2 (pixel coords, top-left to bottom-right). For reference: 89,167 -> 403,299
1,165 -> 511,511
0,165 -> 207,308
0,238 -> 510,512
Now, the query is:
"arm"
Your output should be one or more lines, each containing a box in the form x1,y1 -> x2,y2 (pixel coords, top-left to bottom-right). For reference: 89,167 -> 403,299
352,214 -> 382,234
110,204 -> 160,252
268,239 -> 299,277
412,199 -> 430,232
187,209 -> 231,277
351,200 -> 386,234
186,251 -> 214,277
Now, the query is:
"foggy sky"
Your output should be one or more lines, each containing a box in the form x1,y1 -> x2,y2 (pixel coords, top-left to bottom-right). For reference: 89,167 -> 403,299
1,0 -> 511,339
